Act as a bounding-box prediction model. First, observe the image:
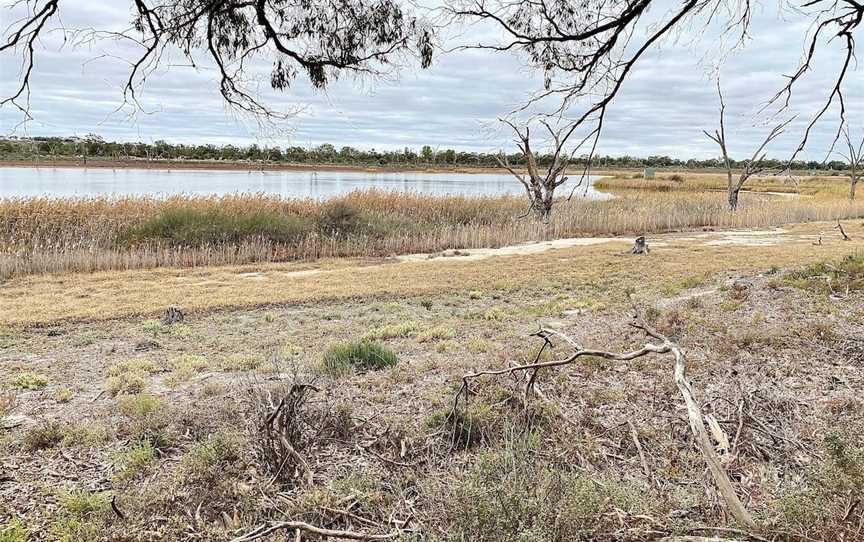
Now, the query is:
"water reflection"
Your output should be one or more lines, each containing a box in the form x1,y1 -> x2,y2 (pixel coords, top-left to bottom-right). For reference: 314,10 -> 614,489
0,167 -> 609,200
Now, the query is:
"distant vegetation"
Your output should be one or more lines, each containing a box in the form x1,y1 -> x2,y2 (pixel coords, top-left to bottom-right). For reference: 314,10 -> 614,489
0,135 -> 852,172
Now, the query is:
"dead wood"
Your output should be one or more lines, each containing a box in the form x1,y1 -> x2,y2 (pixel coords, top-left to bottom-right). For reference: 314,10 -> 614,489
835,221 -> 851,240
162,306 -> 184,324
229,520 -> 402,542
449,313 -> 758,529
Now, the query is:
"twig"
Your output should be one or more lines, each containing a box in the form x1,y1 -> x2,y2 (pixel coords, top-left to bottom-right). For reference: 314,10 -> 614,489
628,420 -> 652,482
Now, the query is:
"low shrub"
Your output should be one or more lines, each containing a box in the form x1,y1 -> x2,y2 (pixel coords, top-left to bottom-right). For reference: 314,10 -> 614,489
123,207 -> 311,246
13,373 -> 48,391
363,321 -> 420,341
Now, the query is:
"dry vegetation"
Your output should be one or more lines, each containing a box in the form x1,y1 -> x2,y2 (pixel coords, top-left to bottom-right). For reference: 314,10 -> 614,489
2,172 -> 863,279
2,174 -> 864,541
1,241 -> 862,541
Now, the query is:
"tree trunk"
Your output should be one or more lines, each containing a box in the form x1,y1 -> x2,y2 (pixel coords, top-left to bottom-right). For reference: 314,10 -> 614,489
850,170 -> 857,200
728,188 -> 740,211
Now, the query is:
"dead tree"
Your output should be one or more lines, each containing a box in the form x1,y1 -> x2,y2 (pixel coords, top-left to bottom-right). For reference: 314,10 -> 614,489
703,82 -> 793,211
496,119 -> 585,221
839,127 -> 863,200
452,0 -> 861,166
450,315 -> 757,530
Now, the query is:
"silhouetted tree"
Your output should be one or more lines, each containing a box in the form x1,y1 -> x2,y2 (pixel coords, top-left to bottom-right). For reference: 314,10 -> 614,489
1,0 -> 434,123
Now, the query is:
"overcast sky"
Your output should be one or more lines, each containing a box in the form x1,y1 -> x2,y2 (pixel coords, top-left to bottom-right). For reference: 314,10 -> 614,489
0,0 -> 861,159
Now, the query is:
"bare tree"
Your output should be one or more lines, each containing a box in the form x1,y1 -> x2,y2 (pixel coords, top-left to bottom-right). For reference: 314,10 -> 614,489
450,0 -> 862,161
839,128 -> 864,200
0,0 -> 434,124
495,119 -> 587,221
703,83 -> 792,211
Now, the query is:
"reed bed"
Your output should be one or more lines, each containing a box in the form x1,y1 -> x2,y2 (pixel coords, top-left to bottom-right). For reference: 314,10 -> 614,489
3,189 -> 864,279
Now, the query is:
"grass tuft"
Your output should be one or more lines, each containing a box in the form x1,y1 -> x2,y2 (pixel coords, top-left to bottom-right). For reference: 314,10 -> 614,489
320,341 -> 398,377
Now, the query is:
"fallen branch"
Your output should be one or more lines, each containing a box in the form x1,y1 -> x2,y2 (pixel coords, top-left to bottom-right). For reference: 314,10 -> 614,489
450,314 -> 757,530
229,520 -> 401,542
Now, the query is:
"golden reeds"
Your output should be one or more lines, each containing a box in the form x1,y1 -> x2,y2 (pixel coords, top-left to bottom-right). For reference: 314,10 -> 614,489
2,189 -> 863,279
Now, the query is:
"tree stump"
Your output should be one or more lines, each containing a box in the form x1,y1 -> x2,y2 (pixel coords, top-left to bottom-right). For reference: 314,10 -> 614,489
163,306 -> 185,324
628,236 -> 650,255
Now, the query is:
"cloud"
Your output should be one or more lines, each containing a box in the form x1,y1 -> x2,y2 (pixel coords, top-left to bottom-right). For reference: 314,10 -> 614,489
0,0 -> 860,160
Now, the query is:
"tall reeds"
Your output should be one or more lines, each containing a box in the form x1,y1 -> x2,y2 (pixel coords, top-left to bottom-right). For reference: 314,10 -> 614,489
2,189 -> 862,279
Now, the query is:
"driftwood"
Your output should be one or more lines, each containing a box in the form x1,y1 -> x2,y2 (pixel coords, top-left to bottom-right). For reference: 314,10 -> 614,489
450,314 -> 757,530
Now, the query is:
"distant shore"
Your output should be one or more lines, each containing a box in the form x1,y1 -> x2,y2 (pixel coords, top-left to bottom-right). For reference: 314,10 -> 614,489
0,158 -> 513,175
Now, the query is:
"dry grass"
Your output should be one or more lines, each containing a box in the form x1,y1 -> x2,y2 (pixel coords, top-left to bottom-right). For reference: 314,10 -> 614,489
596,170 -> 852,196
3,187 -> 864,279
1,219 -> 861,326
3,248 -> 862,540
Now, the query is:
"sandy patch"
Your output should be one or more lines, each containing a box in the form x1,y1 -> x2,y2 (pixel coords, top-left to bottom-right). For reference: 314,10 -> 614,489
397,237 -> 633,263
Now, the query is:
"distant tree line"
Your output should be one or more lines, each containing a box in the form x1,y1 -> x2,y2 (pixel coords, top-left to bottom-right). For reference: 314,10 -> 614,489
0,135 -> 851,172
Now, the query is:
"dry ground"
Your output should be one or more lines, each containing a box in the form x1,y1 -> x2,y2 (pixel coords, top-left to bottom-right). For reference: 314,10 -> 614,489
1,220 -> 863,541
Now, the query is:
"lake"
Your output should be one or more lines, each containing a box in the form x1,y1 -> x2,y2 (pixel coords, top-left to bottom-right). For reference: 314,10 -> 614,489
0,166 -> 609,199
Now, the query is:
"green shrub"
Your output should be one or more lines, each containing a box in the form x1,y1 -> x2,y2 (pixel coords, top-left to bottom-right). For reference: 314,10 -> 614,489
778,432 -> 863,538
105,372 -> 149,396
787,254 -> 864,293
182,432 -> 241,484
22,421 -> 65,451
165,354 -> 209,385
318,201 -> 362,236
320,341 -> 397,377
218,353 -> 264,371
124,208 -> 311,246
13,373 -> 48,391
435,432 -> 642,541
117,393 -> 170,441
114,440 -> 157,482
51,490 -> 111,542
0,518 -> 28,542
417,325 -> 456,342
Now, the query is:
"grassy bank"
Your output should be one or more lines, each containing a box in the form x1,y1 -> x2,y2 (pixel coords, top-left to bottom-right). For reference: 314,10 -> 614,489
595,170 -> 853,196
3,187 -> 864,279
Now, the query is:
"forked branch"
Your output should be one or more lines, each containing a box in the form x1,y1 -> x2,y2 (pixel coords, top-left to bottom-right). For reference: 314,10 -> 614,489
450,313 -> 757,529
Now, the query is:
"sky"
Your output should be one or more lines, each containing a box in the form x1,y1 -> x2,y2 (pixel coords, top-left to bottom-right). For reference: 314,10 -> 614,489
0,0 -> 861,160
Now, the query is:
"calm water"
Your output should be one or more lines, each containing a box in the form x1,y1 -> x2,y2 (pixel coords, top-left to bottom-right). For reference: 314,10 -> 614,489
0,167 -> 608,199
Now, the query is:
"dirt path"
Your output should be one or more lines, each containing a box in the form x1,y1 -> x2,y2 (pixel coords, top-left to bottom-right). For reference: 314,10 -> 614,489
0,221 -> 857,327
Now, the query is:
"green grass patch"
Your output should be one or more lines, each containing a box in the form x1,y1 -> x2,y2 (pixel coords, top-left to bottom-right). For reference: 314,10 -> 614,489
320,341 -> 397,377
